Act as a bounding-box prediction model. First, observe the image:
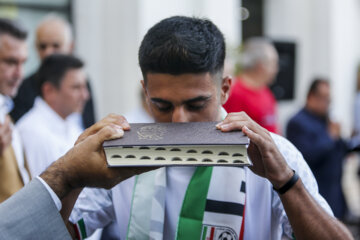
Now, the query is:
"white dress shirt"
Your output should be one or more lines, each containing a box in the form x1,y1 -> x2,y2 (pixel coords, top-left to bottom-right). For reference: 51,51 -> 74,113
16,97 -> 83,177
70,133 -> 333,240
0,94 -> 30,184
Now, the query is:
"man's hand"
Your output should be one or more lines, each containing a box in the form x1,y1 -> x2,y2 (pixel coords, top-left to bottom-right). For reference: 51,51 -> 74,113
216,112 -> 293,188
328,121 -> 341,140
41,114 -> 157,199
217,112 -> 354,240
0,116 -> 12,155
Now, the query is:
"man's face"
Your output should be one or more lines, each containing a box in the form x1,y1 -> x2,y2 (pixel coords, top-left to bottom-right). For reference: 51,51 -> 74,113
308,83 -> 331,117
142,73 -> 231,123
54,68 -> 89,118
36,22 -> 72,60
0,34 -> 27,97
262,47 -> 279,85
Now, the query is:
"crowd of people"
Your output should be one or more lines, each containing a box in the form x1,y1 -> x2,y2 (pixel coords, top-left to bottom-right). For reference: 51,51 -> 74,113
0,13 -> 357,240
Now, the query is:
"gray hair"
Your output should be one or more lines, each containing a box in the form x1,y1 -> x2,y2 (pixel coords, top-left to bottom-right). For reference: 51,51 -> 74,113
240,37 -> 276,70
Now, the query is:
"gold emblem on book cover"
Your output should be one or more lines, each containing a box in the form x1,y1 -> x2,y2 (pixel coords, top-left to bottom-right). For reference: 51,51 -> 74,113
137,125 -> 167,140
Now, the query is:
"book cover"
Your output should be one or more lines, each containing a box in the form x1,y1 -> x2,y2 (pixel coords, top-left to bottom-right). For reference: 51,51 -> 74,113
103,122 -> 250,167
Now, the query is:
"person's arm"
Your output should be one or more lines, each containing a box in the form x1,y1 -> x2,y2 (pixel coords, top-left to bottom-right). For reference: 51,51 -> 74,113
40,114 -> 157,232
0,178 -> 71,240
217,112 -> 353,240
278,179 -> 350,239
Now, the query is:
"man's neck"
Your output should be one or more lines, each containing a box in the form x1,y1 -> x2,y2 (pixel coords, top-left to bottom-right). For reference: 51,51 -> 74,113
304,105 -> 328,121
43,98 -> 69,120
240,72 -> 266,90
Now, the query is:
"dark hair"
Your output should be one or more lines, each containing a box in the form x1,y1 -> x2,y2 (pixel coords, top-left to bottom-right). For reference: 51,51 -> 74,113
37,54 -> 84,97
307,78 -> 329,98
0,18 -> 27,40
139,16 -> 225,84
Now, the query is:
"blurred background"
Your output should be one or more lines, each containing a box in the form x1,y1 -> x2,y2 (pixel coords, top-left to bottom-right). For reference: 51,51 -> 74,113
0,0 -> 359,134
0,0 -> 359,238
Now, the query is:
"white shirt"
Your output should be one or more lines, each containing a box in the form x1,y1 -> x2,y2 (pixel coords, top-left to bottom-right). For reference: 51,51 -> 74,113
16,97 -> 83,177
0,94 -> 30,184
70,133 -> 333,240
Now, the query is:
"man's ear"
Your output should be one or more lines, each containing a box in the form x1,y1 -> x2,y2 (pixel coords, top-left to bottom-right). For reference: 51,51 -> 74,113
41,82 -> 57,101
69,40 -> 75,54
140,80 -> 147,96
140,80 -> 150,103
220,76 -> 232,105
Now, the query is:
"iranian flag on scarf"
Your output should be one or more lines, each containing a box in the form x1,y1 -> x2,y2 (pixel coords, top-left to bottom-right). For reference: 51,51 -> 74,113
127,166 -> 247,240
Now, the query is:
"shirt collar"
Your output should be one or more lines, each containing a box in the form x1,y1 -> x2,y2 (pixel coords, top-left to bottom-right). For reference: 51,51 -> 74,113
220,107 -> 227,120
0,94 -> 14,114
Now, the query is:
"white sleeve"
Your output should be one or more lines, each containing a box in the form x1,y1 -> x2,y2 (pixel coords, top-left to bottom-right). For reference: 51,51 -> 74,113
270,133 -> 333,238
70,187 -> 116,238
37,176 -> 62,211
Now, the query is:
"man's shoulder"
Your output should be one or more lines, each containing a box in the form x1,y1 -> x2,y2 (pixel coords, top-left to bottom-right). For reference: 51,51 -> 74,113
16,107 -> 42,130
16,107 -> 50,139
287,109 -> 310,127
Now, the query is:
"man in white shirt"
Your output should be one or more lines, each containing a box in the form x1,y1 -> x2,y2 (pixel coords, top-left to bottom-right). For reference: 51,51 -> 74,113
0,18 -> 30,202
69,16 -> 352,239
16,54 -> 89,176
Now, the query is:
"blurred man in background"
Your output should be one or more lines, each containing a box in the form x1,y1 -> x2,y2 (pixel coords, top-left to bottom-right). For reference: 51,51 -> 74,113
0,18 -> 30,202
286,78 -> 349,219
10,14 -> 95,129
16,54 -> 88,177
223,37 -> 279,133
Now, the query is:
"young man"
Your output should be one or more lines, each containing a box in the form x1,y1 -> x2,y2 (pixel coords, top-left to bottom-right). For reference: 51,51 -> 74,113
69,16 -> 351,239
16,54 -> 89,177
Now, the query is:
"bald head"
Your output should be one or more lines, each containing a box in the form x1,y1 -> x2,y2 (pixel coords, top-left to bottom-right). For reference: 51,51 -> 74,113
36,15 -> 73,61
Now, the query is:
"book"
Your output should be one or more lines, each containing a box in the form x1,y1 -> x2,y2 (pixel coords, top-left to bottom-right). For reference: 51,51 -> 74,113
103,122 -> 250,167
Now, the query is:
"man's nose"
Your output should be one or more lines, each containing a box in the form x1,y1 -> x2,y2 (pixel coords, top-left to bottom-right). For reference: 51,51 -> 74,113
81,86 -> 90,101
14,64 -> 23,80
171,106 -> 189,123
43,46 -> 56,58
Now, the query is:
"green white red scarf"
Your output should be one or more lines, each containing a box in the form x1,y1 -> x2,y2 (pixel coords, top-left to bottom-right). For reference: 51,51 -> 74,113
127,166 -> 247,240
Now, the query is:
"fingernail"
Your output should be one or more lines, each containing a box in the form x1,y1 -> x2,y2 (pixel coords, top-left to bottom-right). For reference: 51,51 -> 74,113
221,124 -> 229,130
114,125 -> 123,132
125,122 -> 130,127
116,128 -> 124,136
243,126 -> 250,132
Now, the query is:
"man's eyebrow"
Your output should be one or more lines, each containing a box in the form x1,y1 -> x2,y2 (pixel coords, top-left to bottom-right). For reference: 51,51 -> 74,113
150,98 -> 172,104
183,95 -> 211,104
